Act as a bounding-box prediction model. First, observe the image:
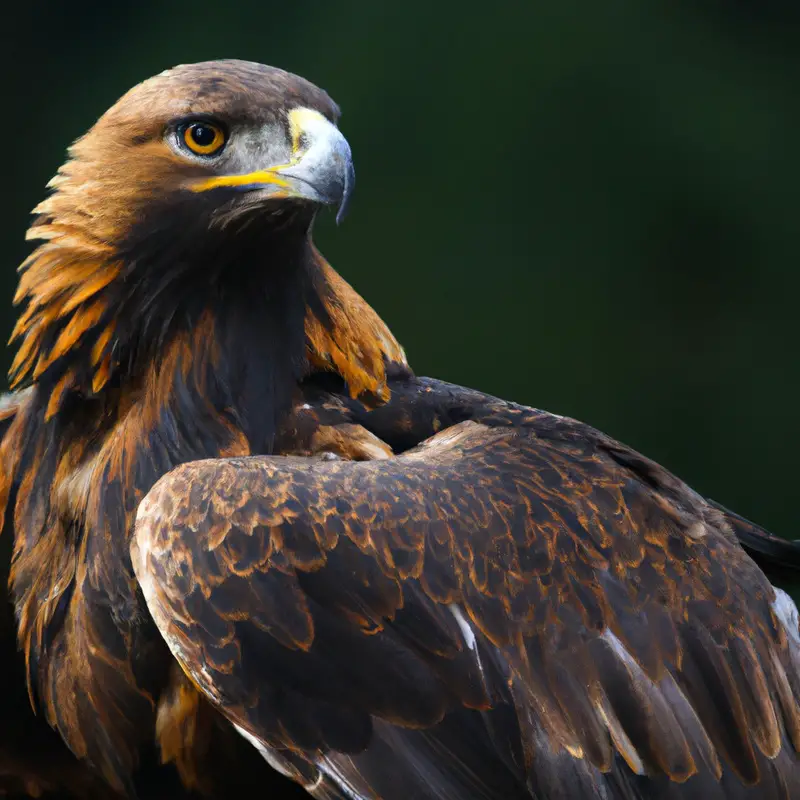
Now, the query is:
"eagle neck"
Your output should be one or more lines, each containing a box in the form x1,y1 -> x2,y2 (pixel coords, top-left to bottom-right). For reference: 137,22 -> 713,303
1,222 -> 320,788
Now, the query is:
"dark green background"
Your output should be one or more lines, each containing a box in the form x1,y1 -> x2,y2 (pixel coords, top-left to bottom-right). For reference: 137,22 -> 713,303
2,2 -> 799,538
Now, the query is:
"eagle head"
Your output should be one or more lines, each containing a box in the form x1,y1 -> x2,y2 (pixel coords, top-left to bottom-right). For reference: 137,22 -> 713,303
9,61 -> 400,422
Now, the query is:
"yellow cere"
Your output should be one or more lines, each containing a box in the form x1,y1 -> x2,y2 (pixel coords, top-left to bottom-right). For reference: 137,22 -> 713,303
288,107 -> 328,156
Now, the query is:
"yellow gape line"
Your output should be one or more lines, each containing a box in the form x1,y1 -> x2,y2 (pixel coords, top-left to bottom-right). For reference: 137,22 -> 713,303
190,170 -> 291,193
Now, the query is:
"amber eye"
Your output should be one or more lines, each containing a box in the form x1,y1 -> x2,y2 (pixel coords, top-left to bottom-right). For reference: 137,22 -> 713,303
179,121 -> 226,156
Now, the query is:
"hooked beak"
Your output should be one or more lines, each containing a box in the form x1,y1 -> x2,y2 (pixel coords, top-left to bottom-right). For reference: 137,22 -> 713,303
190,108 -> 355,224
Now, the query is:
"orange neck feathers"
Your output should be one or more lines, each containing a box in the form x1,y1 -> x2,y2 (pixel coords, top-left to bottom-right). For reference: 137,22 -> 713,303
10,210 -> 406,422
306,247 -> 406,402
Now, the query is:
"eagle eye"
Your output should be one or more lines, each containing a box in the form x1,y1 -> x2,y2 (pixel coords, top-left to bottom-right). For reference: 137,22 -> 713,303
178,120 -> 227,156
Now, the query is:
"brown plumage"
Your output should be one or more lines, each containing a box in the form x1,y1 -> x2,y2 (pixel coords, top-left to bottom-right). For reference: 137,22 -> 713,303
133,375 -> 800,799
0,60 -> 403,798
2,59 -> 800,800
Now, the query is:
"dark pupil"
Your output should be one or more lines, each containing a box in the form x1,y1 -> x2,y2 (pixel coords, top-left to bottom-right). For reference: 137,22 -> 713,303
190,124 -> 216,147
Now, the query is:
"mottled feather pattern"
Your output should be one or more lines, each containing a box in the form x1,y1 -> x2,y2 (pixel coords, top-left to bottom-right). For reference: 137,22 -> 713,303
134,378 -> 800,799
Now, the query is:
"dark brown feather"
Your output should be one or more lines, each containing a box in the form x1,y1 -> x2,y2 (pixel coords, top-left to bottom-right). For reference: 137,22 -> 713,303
133,377 -> 800,799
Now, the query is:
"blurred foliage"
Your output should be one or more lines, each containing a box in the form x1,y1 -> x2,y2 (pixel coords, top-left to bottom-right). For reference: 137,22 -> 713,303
2,1 -> 799,542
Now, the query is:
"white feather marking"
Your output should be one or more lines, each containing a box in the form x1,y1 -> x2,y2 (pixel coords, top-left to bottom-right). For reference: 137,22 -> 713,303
448,603 -> 488,689
233,724 -> 295,779
0,387 -> 31,411
602,629 -> 638,668
448,604 -> 476,651
772,587 -> 800,646
306,772 -> 324,792
316,757 -> 371,800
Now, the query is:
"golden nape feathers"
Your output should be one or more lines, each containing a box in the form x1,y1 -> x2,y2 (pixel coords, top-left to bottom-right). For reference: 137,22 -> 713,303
1,60 -> 799,800
10,60 -> 404,419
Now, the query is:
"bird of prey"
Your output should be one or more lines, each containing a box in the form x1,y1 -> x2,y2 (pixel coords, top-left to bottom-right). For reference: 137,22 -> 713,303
1,60 -> 799,800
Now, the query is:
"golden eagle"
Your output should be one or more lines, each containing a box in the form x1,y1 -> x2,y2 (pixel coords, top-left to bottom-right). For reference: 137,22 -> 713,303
1,60 -> 799,799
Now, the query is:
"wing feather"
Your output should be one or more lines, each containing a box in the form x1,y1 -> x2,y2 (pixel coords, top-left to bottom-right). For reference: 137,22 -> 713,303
133,380 -> 800,799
